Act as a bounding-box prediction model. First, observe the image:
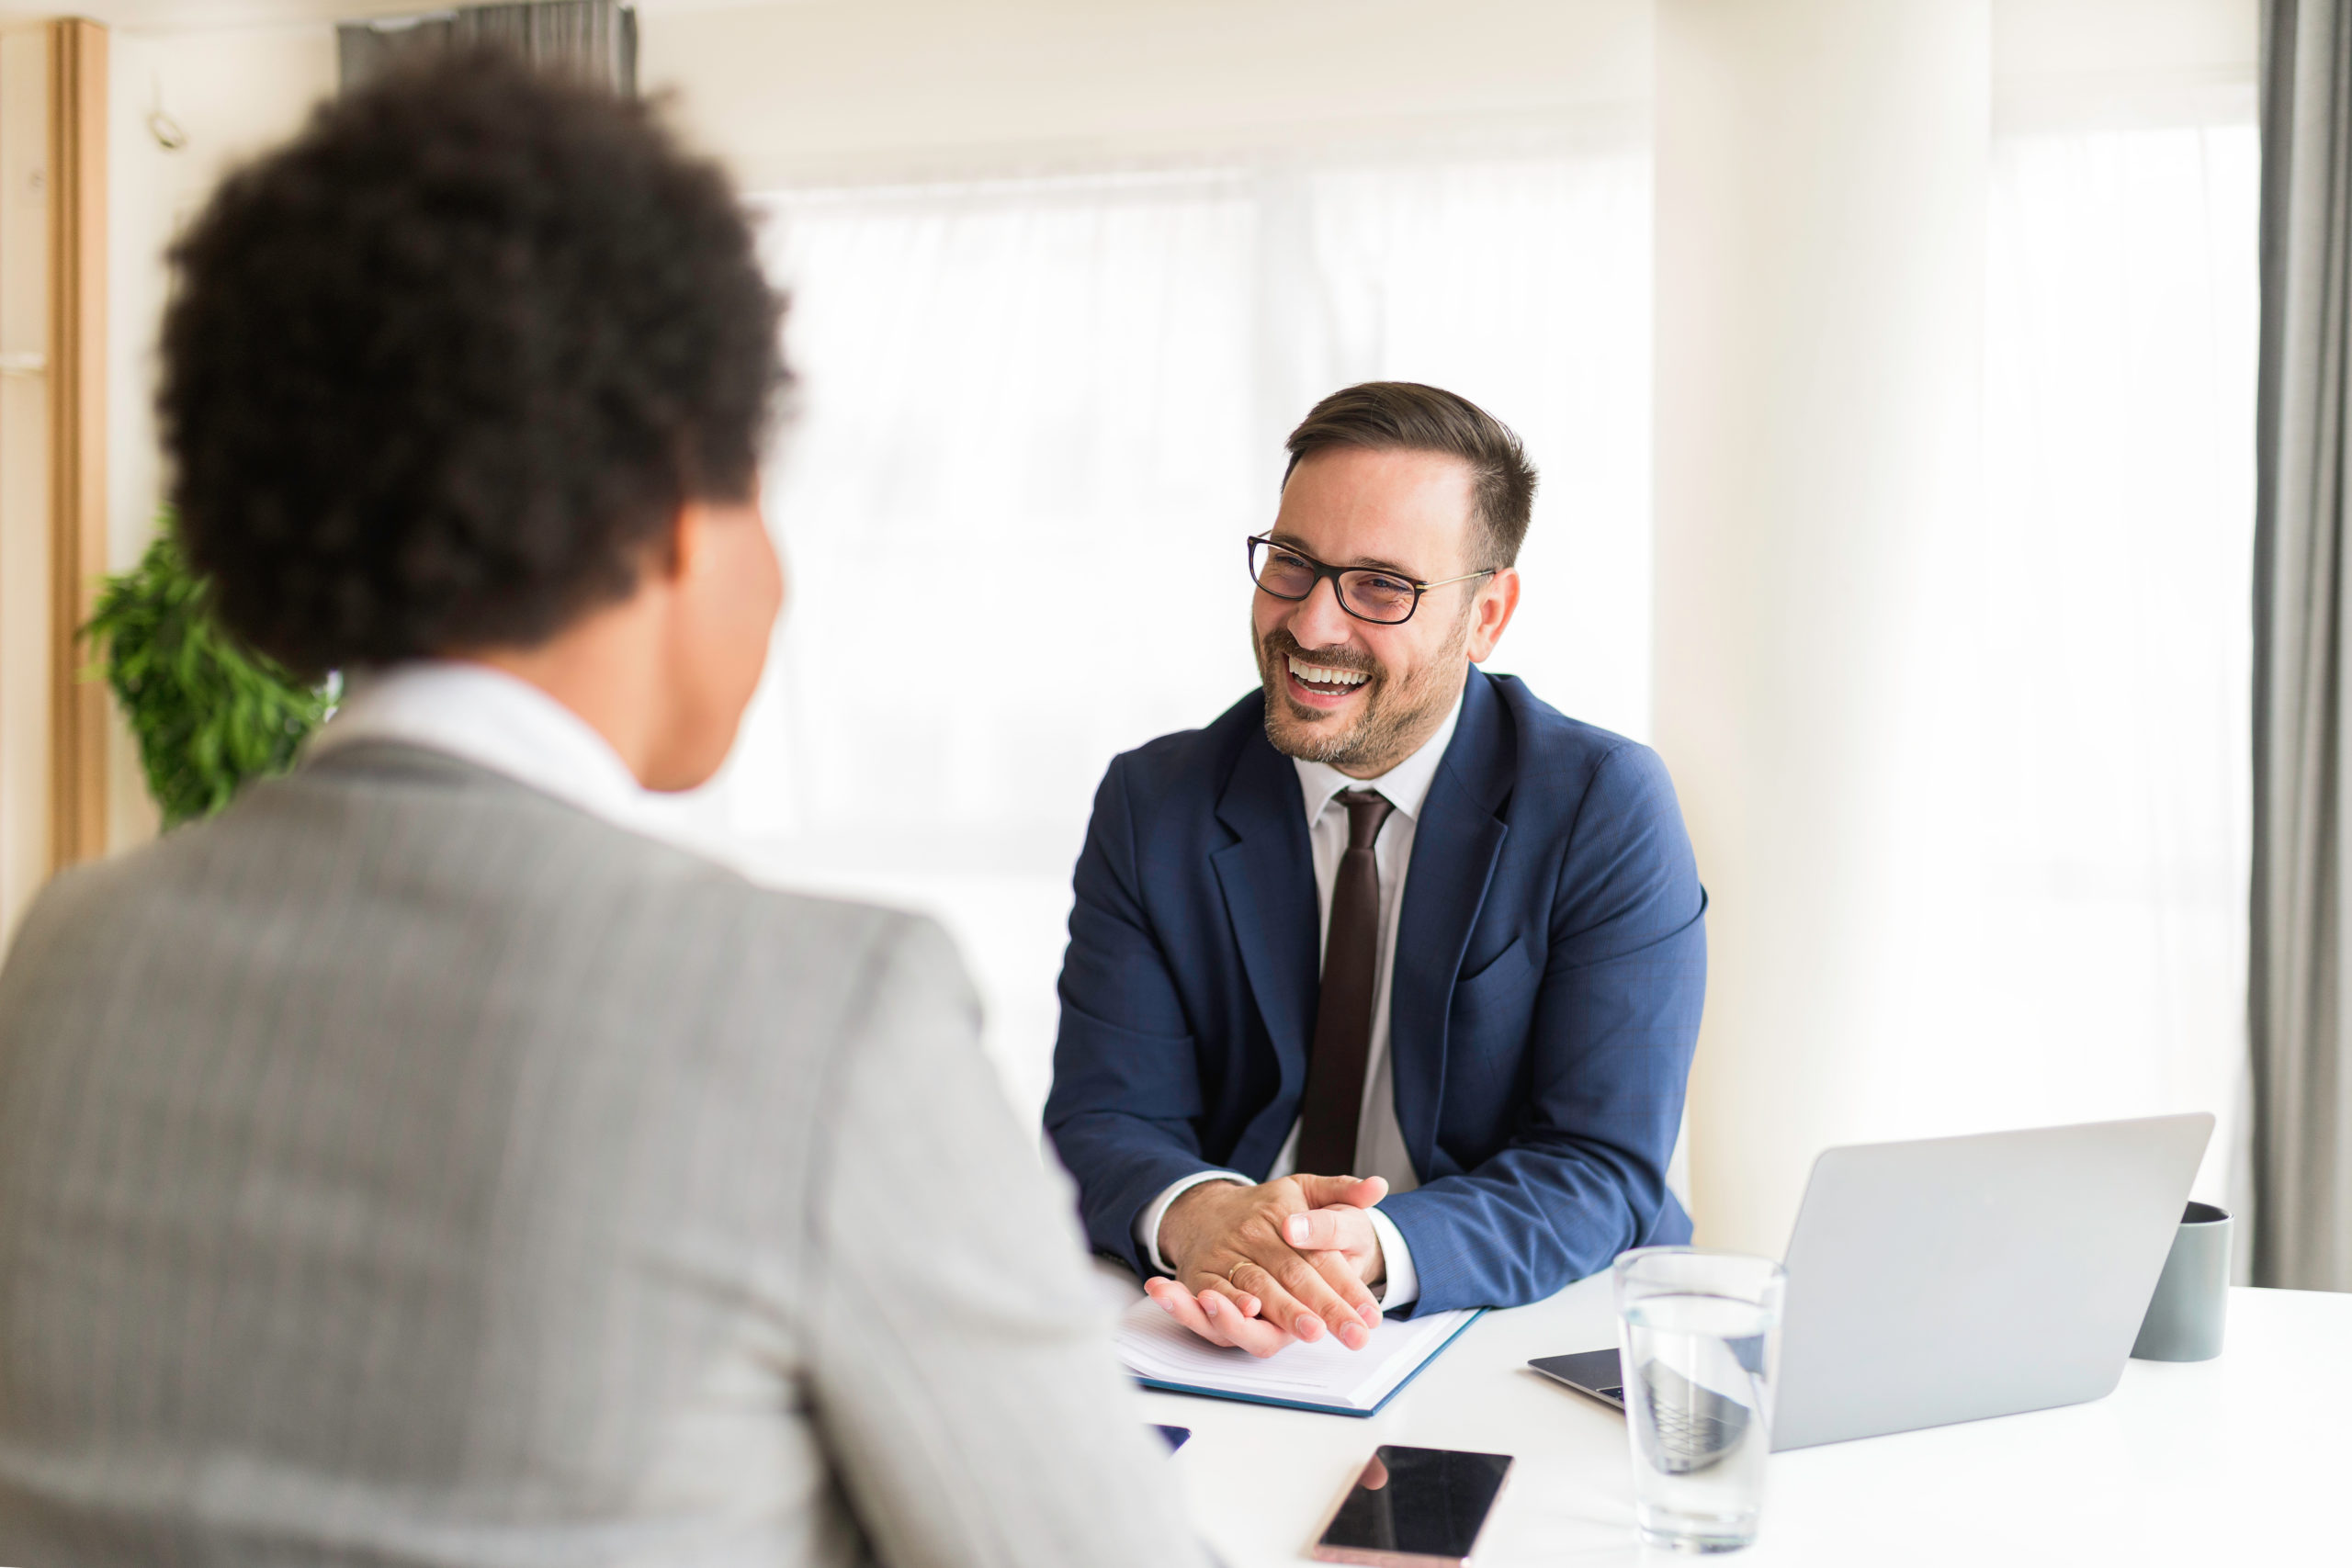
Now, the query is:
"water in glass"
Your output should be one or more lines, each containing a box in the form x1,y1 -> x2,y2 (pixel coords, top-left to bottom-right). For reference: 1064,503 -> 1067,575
1621,1290 -> 1774,1552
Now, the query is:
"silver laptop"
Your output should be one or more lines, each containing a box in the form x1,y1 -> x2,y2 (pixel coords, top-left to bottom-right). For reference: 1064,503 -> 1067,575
1531,1112 -> 2214,1450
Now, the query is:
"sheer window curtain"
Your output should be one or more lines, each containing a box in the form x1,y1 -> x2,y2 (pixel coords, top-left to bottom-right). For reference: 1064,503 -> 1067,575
651,143 -> 1655,1129
1980,106 -> 2260,1207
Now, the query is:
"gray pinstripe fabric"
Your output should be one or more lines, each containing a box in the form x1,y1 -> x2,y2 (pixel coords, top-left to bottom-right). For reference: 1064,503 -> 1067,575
0,743 -> 1204,1568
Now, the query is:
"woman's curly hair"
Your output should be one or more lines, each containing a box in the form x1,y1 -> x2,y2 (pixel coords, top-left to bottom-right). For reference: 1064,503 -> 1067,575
158,51 -> 786,677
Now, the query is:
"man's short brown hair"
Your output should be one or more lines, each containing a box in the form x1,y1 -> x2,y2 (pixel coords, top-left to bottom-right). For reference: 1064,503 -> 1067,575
1282,382 -> 1538,570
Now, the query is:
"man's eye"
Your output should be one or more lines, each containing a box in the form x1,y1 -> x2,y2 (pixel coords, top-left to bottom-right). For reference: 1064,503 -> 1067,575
1356,574 -> 1414,599
1259,550 -> 1317,592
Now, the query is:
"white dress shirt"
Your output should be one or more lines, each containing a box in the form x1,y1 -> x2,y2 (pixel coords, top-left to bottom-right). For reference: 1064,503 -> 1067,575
307,660 -> 654,829
1134,682 -> 1467,1309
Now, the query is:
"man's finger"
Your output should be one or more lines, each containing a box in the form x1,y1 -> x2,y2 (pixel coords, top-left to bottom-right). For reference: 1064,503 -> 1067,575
1203,1280 -> 1262,1318
1293,1173 -> 1388,1210
1175,1262 -> 1264,1319
1225,1258 -> 1330,1345
1196,1278 -> 1256,1322
1306,1247 -> 1384,1328
1238,1251 -> 1369,1349
1144,1276 -> 1199,1317
1148,1280 -> 1224,1341
1150,1279 -> 1258,1350
1147,1279 -> 1217,1336
1283,1205 -> 1359,1251
1197,1282 -> 1293,1357
1268,1249 -> 1375,1348
1276,1207 -> 1385,1325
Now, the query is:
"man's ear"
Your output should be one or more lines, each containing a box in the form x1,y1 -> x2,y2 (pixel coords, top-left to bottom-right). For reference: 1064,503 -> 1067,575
1464,567 -> 1521,663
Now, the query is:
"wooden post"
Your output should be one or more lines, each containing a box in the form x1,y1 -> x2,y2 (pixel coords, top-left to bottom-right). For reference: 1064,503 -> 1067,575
46,17 -> 104,872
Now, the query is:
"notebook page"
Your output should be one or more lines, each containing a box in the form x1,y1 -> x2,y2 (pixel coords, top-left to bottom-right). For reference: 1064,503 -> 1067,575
1116,1298 -> 1478,1410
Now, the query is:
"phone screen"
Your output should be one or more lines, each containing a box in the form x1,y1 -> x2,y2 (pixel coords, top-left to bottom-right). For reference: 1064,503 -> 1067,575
1313,1445 -> 1512,1565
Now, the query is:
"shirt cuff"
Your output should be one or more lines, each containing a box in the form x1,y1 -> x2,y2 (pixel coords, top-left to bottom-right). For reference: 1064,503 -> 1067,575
1133,1170 -> 1251,1275
1366,1205 -> 1419,1308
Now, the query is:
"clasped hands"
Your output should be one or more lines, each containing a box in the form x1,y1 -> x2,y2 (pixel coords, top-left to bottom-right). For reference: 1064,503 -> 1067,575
1142,1173 -> 1389,1357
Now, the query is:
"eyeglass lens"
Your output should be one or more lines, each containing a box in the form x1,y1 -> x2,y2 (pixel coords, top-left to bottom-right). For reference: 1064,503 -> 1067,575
1253,543 -> 1418,624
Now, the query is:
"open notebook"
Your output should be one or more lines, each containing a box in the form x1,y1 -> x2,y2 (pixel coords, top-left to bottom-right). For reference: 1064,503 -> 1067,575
1115,1297 -> 1484,1416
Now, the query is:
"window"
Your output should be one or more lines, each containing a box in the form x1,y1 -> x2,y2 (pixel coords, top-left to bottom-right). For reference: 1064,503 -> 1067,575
1978,108 -> 2259,1200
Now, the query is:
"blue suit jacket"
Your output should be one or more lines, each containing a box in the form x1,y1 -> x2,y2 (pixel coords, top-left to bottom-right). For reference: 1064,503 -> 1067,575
1044,668 -> 1707,1314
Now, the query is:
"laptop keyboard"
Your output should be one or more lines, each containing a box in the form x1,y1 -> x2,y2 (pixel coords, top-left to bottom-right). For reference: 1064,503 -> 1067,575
1639,1361 -> 1753,1473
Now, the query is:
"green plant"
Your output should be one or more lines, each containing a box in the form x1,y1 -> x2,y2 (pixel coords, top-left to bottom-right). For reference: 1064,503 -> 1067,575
85,520 -> 334,829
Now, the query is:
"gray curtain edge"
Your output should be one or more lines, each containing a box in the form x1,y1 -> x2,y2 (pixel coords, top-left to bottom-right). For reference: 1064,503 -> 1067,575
2252,0 -> 2352,1292
338,1 -> 637,96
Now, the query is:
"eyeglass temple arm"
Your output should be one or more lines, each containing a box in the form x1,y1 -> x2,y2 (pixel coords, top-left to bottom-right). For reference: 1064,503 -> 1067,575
1418,568 -> 1500,590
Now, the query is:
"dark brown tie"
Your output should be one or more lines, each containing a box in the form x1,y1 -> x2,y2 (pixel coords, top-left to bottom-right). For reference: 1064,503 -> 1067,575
1295,788 -> 1396,1177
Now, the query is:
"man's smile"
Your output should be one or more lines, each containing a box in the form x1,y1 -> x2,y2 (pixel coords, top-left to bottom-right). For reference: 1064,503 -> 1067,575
1286,653 -> 1372,709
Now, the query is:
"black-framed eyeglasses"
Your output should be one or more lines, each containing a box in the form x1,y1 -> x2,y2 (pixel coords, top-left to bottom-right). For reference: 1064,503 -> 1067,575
1247,535 -> 1496,626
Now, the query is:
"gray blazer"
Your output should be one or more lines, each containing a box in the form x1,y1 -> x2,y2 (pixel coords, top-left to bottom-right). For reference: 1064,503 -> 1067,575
0,743 -> 1204,1568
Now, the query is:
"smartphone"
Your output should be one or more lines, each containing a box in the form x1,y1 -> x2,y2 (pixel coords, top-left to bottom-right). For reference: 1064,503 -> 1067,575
1309,1444 -> 1514,1568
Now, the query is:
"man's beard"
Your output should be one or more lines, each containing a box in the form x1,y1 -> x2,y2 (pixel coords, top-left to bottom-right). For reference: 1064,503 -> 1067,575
1255,618 -> 1467,774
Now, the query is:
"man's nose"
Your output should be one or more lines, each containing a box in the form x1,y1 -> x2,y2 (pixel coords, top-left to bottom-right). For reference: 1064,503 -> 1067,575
1286,576 -> 1358,649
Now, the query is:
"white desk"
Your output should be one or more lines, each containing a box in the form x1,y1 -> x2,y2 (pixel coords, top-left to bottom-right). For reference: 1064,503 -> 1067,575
1138,1280 -> 2351,1565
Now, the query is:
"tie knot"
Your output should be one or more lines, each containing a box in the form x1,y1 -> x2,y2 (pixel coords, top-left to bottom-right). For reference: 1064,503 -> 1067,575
1335,788 -> 1395,852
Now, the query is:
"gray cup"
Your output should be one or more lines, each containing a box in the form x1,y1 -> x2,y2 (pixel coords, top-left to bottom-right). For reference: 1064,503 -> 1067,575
2130,1201 -> 2230,1362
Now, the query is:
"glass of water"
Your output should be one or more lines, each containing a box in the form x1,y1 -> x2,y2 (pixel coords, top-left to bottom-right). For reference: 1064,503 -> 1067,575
1612,1247 -> 1786,1553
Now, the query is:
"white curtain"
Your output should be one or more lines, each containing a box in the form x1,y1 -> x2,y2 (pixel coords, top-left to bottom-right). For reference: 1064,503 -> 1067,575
1978,111 -> 2259,1202
653,146 -> 1654,1125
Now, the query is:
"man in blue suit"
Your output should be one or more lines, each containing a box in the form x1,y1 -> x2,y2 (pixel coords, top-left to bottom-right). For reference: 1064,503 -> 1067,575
1046,383 -> 1705,1356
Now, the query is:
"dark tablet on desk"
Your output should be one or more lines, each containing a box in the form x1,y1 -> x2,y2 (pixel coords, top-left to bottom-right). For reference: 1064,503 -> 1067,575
1528,1349 -> 1625,1411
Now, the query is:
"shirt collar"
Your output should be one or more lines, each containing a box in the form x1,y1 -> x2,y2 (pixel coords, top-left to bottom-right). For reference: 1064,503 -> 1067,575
1291,676 -> 1467,829
306,660 -> 649,826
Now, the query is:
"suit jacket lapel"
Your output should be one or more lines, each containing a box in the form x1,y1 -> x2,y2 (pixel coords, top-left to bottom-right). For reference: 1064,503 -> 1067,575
1211,728 -> 1320,1173
1392,671 -> 1512,1180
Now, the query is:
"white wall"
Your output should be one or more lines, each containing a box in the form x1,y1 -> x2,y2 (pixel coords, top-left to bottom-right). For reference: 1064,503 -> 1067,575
643,0 -> 1651,186
1655,0 -> 1994,1257
1996,0 -> 2256,107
